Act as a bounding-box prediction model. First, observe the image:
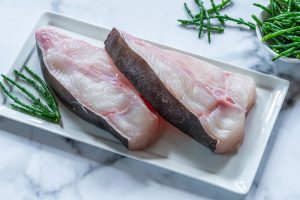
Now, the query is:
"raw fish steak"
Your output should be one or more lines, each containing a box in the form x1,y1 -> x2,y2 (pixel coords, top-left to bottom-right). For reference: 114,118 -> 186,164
36,27 -> 161,150
105,28 -> 256,153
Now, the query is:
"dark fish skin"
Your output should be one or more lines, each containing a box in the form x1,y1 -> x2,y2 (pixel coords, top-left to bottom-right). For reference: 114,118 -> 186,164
36,43 -> 129,148
104,28 -> 217,152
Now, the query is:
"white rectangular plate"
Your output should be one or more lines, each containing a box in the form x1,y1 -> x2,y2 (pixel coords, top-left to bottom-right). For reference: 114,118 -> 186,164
0,11 -> 289,194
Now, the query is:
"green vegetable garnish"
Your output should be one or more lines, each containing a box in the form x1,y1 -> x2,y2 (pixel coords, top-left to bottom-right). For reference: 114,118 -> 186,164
179,0 -> 300,61
253,0 -> 300,60
178,0 -> 255,43
0,66 -> 60,123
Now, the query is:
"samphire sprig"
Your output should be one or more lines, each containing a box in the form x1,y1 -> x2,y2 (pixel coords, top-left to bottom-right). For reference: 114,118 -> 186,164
0,66 -> 60,123
178,0 -> 256,43
252,0 -> 300,61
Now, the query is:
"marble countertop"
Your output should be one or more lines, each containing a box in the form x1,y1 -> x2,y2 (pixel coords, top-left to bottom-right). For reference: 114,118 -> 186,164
1,0 -> 300,199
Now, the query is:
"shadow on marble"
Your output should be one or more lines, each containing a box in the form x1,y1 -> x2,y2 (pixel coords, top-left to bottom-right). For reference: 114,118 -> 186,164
250,57 -> 300,108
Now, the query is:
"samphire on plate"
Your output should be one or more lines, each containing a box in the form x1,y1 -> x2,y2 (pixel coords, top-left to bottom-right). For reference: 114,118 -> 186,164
36,26 -> 256,154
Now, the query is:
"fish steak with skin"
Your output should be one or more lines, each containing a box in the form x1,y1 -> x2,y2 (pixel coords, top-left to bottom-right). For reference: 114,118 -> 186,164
105,28 -> 256,153
36,27 -> 161,150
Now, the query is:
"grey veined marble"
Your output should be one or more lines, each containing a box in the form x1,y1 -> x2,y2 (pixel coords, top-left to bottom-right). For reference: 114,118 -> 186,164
0,0 -> 300,199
